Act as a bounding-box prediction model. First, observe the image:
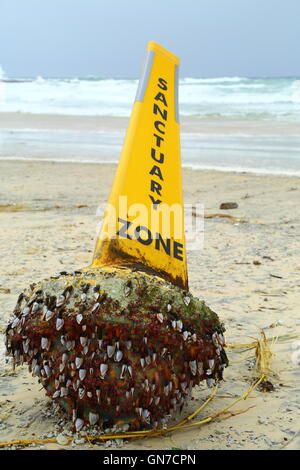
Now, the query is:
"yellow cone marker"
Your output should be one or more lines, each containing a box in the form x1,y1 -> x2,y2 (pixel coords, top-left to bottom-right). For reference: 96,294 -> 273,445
92,42 -> 188,290
5,42 -> 229,433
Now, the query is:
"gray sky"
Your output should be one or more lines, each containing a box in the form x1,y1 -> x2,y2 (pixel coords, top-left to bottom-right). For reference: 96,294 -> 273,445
0,0 -> 299,78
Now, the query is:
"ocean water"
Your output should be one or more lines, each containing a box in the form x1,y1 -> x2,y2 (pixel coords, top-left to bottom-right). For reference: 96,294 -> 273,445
0,74 -> 300,175
1,75 -> 300,119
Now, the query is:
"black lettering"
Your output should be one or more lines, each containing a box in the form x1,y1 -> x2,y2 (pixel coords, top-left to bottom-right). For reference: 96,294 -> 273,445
155,234 -> 171,255
173,241 -> 184,261
149,165 -> 163,181
116,218 -> 132,239
151,180 -> 162,196
153,103 -> 167,121
135,226 -> 152,245
153,133 -> 164,147
154,121 -> 165,135
151,147 -> 164,164
154,92 -> 168,107
149,80 -> 168,210
149,195 -> 161,207
158,77 -> 167,90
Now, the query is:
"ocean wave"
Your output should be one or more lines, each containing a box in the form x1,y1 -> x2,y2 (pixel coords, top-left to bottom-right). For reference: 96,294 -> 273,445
1,76 -> 300,119
182,76 -> 248,84
0,65 -> 6,80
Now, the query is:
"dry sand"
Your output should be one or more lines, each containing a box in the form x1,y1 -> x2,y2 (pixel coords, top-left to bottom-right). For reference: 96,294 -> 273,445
0,160 -> 299,450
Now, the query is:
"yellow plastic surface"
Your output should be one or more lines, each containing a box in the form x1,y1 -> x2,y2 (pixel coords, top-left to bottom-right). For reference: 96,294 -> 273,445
92,42 -> 188,290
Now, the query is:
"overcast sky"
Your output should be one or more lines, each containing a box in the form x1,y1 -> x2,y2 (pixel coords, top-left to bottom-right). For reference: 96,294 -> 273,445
0,0 -> 299,78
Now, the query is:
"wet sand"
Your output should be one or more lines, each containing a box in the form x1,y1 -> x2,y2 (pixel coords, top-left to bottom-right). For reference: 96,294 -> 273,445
0,160 -> 299,450
1,111 -> 300,134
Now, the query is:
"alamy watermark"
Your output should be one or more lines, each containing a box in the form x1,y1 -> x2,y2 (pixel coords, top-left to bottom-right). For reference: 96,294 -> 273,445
95,196 -> 204,252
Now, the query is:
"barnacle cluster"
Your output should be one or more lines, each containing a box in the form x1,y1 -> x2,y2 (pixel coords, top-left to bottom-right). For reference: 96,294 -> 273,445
5,266 -> 228,431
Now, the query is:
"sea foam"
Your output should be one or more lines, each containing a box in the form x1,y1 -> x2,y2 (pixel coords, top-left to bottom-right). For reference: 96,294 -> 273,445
0,76 -> 300,120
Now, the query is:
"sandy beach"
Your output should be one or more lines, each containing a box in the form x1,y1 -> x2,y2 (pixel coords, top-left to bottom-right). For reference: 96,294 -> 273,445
0,158 -> 299,450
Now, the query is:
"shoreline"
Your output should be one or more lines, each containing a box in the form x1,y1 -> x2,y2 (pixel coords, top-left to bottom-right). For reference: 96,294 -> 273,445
0,156 -> 300,177
1,112 -> 300,177
1,111 -> 300,134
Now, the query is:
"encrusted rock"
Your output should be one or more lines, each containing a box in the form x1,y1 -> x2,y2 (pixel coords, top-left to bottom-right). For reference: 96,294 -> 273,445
5,266 -> 228,430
